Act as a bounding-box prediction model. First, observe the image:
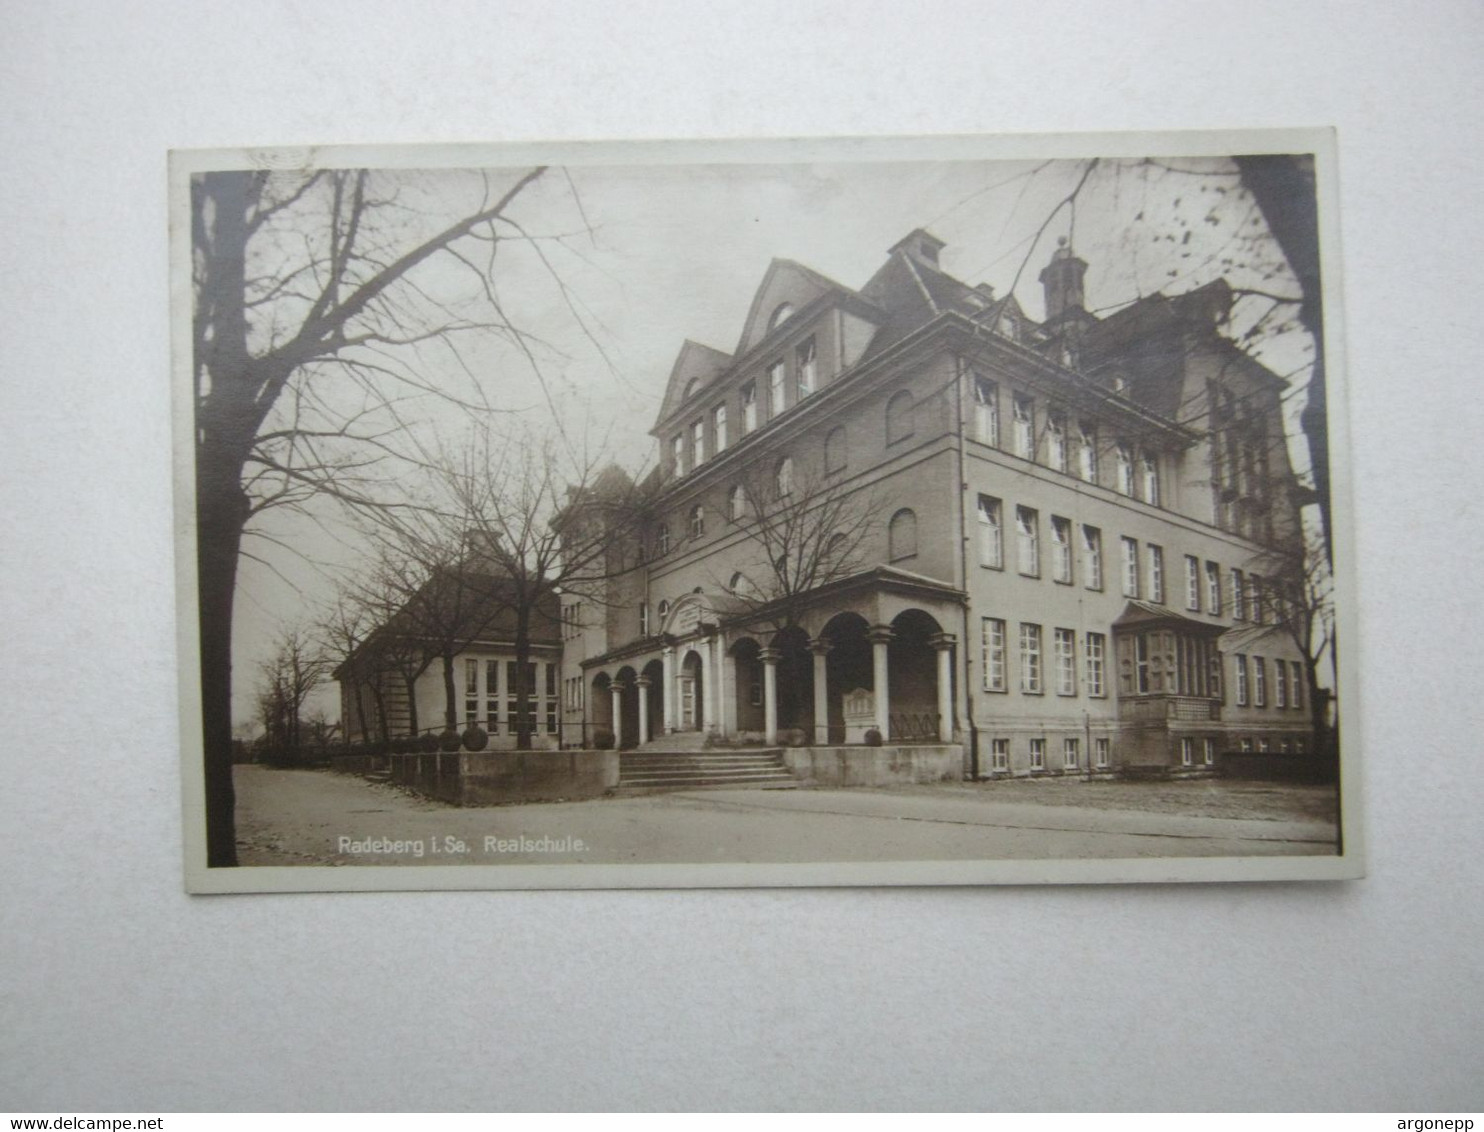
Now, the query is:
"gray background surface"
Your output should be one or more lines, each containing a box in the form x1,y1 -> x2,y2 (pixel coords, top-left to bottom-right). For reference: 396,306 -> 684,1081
3,0 -> 1480,1111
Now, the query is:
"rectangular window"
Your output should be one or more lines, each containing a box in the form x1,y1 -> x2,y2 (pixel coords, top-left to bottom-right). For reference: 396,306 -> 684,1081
671,433 -> 685,474
982,617 -> 1007,693
1185,555 -> 1201,610
1082,525 -> 1103,590
1235,654 -> 1249,706
1254,657 -> 1267,707
1291,664 -> 1303,711
1029,738 -> 1045,771
1148,545 -> 1165,603
1019,623 -> 1043,694
795,337 -> 817,399
1258,738 -> 1271,753
977,496 -> 1003,569
1115,443 -> 1135,495
1205,561 -> 1221,614
1274,659 -> 1287,707
1135,634 -> 1151,694
1086,633 -> 1107,697
1055,628 -> 1076,696
1063,737 -> 1080,770
1077,421 -> 1098,482
1051,516 -> 1073,583
1204,738 -> 1216,765
485,660 -> 499,731
767,361 -> 785,417
1231,569 -> 1246,621
1095,737 -> 1111,768
1121,537 -> 1140,597
1142,451 -> 1161,505
1181,737 -> 1195,767
1047,411 -> 1067,471
991,738 -> 1009,772
1248,575 -> 1263,623
1016,506 -> 1040,577
741,382 -> 757,433
713,403 -> 728,452
691,418 -> 705,467
973,376 -> 999,447
464,658 -> 479,727
639,601 -> 649,636
1013,395 -> 1035,459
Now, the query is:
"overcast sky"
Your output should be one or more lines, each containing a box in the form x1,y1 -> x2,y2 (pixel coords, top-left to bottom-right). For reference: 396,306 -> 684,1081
225,148 -> 1316,728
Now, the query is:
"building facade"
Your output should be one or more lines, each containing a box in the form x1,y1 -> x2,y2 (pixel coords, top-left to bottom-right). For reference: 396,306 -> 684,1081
559,228 -> 1315,776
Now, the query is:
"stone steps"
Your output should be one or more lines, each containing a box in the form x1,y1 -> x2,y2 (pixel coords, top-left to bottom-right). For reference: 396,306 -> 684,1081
618,747 -> 795,792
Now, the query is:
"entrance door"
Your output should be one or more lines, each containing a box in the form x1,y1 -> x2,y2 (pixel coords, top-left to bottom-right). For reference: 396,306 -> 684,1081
680,677 -> 696,729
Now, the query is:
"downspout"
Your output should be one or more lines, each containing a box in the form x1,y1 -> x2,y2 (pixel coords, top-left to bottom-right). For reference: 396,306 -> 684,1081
954,354 -> 979,779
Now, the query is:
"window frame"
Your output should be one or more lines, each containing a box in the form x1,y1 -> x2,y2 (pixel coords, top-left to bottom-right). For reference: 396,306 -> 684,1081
977,495 -> 1004,570
1016,505 -> 1040,577
1051,516 -> 1073,584
1054,628 -> 1077,697
1019,622 -> 1043,694
982,617 -> 1007,693
888,507 -> 919,563
1086,632 -> 1107,698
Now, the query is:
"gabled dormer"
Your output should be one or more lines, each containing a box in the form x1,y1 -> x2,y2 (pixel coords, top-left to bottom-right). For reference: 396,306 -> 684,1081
651,339 -> 732,432
733,258 -> 860,359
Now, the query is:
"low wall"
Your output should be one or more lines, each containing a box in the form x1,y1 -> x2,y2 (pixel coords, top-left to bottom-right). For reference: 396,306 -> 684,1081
782,744 -> 963,787
1218,751 -> 1335,783
382,749 -> 621,806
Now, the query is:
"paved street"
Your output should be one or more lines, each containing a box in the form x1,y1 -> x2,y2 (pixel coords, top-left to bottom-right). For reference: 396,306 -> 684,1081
233,765 -> 1340,866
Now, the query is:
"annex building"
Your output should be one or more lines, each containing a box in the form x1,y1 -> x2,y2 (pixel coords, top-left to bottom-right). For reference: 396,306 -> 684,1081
560,228 -> 1316,778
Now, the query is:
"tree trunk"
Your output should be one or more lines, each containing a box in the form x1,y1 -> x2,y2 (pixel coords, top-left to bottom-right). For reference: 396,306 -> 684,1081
442,651 -> 458,732
196,448 -> 250,867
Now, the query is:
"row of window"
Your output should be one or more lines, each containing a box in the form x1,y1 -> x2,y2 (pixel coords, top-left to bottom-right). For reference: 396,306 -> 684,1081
1232,655 -> 1305,710
673,336 -> 819,476
462,659 -> 560,735
972,375 -> 1162,504
981,619 -> 1107,697
986,736 -> 1112,772
975,494 -> 1273,622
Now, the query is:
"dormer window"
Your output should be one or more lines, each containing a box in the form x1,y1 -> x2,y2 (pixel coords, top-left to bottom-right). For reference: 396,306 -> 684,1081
671,434 -> 684,475
691,419 -> 705,468
713,403 -> 728,452
768,302 -> 794,332
767,361 -> 786,418
796,337 -> 816,399
683,377 -> 700,400
741,381 -> 757,434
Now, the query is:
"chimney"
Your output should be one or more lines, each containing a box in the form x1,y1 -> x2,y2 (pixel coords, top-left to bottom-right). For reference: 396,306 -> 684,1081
888,228 -> 947,270
1039,237 -> 1088,322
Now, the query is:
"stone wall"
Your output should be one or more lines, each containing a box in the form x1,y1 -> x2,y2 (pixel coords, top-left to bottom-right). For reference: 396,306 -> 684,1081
782,743 -> 962,787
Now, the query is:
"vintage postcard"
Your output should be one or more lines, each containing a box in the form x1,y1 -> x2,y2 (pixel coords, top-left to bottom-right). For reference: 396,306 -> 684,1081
171,130 -> 1360,891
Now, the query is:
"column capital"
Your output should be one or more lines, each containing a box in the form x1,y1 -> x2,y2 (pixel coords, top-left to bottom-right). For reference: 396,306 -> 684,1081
866,625 -> 895,646
927,632 -> 957,651
807,636 -> 834,656
610,680 -> 629,694
635,674 -> 652,688
758,647 -> 782,665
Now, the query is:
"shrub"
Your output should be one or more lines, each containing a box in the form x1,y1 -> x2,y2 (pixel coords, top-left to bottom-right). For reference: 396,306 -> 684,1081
418,731 -> 439,753
438,729 -> 462,753
592,729 -> 615,750
462,724 -> 489,752
782,727 -> 807,748
864,728 -> 883,747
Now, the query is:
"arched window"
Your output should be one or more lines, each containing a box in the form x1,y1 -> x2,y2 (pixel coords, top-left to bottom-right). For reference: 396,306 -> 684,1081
728,483 -> 746,521
888,508 -> 918,562
683,377 -> 699,400
657,599 -> 670,622
655,523 -> 670,556
768,302 -> 794,331
775,456 -> 794,499
688,504 -> 704,540
824,426 -> 847,473
886,389 -> 914,444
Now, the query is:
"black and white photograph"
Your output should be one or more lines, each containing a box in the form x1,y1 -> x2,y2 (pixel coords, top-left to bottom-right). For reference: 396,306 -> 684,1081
175,132 -> 1358,890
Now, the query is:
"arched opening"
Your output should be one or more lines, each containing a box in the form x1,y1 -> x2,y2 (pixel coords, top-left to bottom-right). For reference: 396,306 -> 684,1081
822,612 -> 872,744
730,637 -> 763,736
590,672 -> 613,746
771,625 -> 814,740
640,658 -> 664,745
889,508 -> 918,562
889,609 -> 945,742
615,665 -> 640,750
679,650 -> 704,732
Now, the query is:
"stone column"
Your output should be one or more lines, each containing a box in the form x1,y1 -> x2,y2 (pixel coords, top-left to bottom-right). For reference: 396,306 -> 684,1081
700,634 -> 716,734
759,647 -> 781,746
808,637 -> 832,746
719,637 -> 735,738
635,674 -> 651,745
929,632 -> 957,743
661,644 -> 675,733
867,625 -> 894,740
610,681 -> 626,748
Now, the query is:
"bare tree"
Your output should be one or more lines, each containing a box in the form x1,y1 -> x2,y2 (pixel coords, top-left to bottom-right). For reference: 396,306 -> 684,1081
713,458 -> 882,635
191,164 -> 567,865
254,626 -> 331,758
